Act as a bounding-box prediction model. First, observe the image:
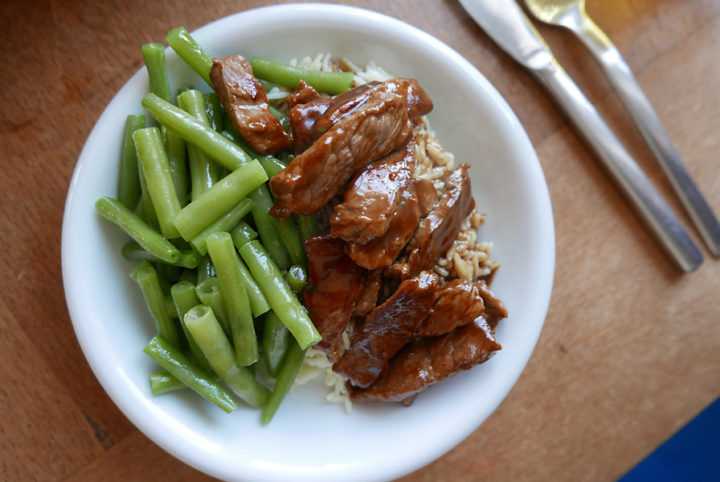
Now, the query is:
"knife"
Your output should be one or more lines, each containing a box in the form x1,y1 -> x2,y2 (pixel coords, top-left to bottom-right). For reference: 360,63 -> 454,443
457,0 -> 703,272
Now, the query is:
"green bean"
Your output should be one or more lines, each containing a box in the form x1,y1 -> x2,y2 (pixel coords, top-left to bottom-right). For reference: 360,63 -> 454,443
173,161 -> 267,241
221,129 -> 287,179
248,185 -> 291,270
171,281 -> 212,373
142,42 -> 172,102
275,216 -> 306,267
142,93 -> 253,172
197,256 -> 215,283
184,305 -> 270,408
269,105 -> 290,132
296,213 -> 317,244
164,293 -> 178,320
150,371 -> 186,395
133,127 -> 182,239
189,198 -> 253,255
230,221 -> 257,247
177,90 -> 220,200
239,241 -> 321,349
206,232 -> 258,366
261,340 -> 305,424
143,336 -> 237,413
136,160 -> 159,229
220,244 -> 270,319
165,27 -> 213,86
262,311 -> 290,378
194,277 -> 229,336
122,242 -> 200,269
249,56 -> 354,95
204,92 -> 223,132
285,265 -> 307,294
96,197 -> 180,264
161,126 -> 188,207
130,261 -> 181,348
117,114 -> 145,209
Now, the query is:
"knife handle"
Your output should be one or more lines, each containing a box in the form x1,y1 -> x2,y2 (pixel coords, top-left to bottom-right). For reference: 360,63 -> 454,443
534,60 -> 703,272
572,15 -> 720,257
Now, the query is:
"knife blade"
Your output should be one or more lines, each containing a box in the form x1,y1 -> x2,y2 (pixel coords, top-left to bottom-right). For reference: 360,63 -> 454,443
458,0 -> 703,272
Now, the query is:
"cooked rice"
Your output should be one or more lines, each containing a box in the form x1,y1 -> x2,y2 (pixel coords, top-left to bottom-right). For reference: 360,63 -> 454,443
273,56 -> 499,411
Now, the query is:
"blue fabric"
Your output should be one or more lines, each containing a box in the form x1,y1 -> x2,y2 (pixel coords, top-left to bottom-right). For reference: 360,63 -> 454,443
620,398 -> 720,482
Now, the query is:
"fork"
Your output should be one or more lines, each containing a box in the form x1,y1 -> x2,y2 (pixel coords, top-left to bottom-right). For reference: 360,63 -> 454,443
524,0 -> 720,257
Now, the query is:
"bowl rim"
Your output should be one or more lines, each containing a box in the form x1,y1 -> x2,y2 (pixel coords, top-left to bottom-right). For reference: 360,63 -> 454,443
62,3 -> 555,481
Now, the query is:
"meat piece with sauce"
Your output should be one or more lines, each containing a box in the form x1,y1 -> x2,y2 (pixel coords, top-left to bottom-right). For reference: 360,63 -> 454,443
350,316 -> 502,403
347,187 -> 420,269
288,78 -> 432,155
476,281 -> 508,329
210,55 -> 291,155
303,236 -> 365,362
353,269 -> 383,317
270,83 -> 414,217
417,279 -> 486,336
331,143 -> 416,245
333,271 -> 440,388
390,163 -> 475,279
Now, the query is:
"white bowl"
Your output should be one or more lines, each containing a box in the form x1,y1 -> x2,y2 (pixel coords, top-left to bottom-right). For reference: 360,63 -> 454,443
62,4 -> 555,481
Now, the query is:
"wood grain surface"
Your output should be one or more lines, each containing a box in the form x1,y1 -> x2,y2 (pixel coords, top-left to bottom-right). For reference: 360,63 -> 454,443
2,0 -> 719,480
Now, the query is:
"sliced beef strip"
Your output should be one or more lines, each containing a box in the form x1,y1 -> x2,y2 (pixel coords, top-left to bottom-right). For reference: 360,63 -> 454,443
353,269 -> 383,317
476,281 -> 508,329
414,178 -> 439,217
350,316 -> 502,403
333,271 -> 440,388
287,78 -> 432,157
286,80 -> 322,108
389,163 -> 475,279
303,236 -> 365,362
210,55 -> 291,155
269,84 -> 413,217
347,187 -> 420,269
417,279 -> 486,336
331,143 -> 416,245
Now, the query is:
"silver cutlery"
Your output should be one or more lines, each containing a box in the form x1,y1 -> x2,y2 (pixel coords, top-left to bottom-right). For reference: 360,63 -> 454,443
458,0 -> 703,271
524,0 -> 720,257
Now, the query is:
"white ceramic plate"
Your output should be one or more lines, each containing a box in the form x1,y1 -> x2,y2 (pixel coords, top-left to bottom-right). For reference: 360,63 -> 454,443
62,4 -> 555,481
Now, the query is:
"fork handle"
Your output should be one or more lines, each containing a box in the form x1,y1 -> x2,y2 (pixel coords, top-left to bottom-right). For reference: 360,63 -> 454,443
534,59 -> 703,272
573,15 -> 720,257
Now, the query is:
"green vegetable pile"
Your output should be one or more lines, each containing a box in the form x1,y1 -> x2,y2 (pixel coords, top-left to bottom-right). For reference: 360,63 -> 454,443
95,27 -> 353,424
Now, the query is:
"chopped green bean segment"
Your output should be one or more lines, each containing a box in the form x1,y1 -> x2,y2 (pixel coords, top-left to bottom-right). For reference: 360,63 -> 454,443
296,213 -> 317,244
177,90 -> 220,199
239,241 -> 321,349
96,197 -> 180,264
150,371 -> 186,395
133,127 -> 182,239
166,26 -> 213,86
184,305 -> 269,408
118,114 -> 145,209
206,232 -> 258,366
173,161 -> 267,241
276,216 -> 306,267
248,185 -> 291,270
171,281 -> 212,373
204,92 -> 223,132
142,93 -> 253,171
285,265 -> 307,294
161,126 -> 188,207
136,159 -> 159,229
250,56 -> 354,94
142,42 -> 172,102
195,277 -> 229,336
190,198 -> 253,255
230,221 -> 257,247
143,336 -> 237,413
262,311 -> 290,378
261,340 -> 305,424
130,261 -> 181,348
122,242 -> 200,269
197,255 -> 215,283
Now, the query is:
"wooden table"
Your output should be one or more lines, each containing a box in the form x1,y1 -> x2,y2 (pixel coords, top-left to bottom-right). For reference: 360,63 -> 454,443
2,0 -> 718,480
